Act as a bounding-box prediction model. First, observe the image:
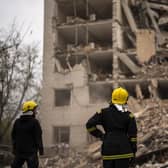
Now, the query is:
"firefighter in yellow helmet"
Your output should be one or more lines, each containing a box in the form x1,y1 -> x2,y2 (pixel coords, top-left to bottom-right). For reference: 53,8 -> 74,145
86,87 -> 137,168
22,101 -> 38,117
11,101 -> 44,168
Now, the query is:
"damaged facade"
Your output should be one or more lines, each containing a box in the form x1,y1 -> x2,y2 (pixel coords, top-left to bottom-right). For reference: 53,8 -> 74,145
41,0 -> 168,148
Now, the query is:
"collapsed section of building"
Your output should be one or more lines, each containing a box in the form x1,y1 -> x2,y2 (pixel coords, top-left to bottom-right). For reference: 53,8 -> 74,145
41,0 -> 168,150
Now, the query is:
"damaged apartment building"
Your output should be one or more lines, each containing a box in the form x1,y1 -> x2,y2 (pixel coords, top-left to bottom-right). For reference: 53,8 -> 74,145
41,0 -> 168,148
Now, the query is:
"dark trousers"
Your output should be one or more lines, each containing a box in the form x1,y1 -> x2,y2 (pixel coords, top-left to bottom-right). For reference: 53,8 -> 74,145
103,158 -> 130,168
11,153 -> 39,168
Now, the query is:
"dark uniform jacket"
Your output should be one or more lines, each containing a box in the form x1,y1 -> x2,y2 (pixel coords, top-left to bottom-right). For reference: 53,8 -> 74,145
11,115 -> 44,157
86,104 -> 137,160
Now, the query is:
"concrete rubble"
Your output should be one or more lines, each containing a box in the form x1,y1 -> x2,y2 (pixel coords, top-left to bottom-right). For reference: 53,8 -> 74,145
0,145 -> 13,167
38,131 -> 168,168
37,97 -> 168,167
38,95 -> 168,168
136,100 -> 168,156
39,143 -> 102,168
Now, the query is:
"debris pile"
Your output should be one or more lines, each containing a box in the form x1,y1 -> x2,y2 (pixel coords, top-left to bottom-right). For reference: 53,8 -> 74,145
137,63 -> 168,80
0,145 -> 13,167
137,161 -> 168,168
39,135 -> 168,168
40,98 -> 168,168
136,100 -> 168,157
39,143 -> 101,168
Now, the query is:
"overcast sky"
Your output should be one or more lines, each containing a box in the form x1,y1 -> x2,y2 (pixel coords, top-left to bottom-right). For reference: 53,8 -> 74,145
0,0 -> 44,52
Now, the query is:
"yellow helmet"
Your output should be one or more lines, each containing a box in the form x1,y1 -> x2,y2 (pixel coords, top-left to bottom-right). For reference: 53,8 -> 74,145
22,101 -> 38,113
112,87 -> 129,105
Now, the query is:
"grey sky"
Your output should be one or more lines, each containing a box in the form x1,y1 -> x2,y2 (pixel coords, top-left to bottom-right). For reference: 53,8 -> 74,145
0,0 -> 44,51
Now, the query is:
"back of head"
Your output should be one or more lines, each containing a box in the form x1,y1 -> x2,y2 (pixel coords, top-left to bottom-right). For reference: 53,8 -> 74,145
112,87 -> 129,105
22,101 -> 38,114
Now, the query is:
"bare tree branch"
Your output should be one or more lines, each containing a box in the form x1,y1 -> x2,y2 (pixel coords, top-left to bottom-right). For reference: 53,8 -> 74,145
0,24 -> 41,142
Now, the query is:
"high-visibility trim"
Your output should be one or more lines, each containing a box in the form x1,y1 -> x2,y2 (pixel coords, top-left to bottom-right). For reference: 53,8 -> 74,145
87,127 -> 97,132
103,153 -> 134,160
96,109 -> 102,114
129,113 -> 134,118
131,137 -> 137,142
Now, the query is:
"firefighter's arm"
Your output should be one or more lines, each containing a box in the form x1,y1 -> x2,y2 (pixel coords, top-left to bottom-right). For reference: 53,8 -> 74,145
86,110 -> 104,140
127,113 -> 137,154
11,120 -> 17,155
34,120 -> 44,155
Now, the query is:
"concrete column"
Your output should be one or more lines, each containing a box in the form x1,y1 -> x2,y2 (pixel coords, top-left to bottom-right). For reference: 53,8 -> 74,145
41,0 -> 57,147
112,0 -> 123,88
